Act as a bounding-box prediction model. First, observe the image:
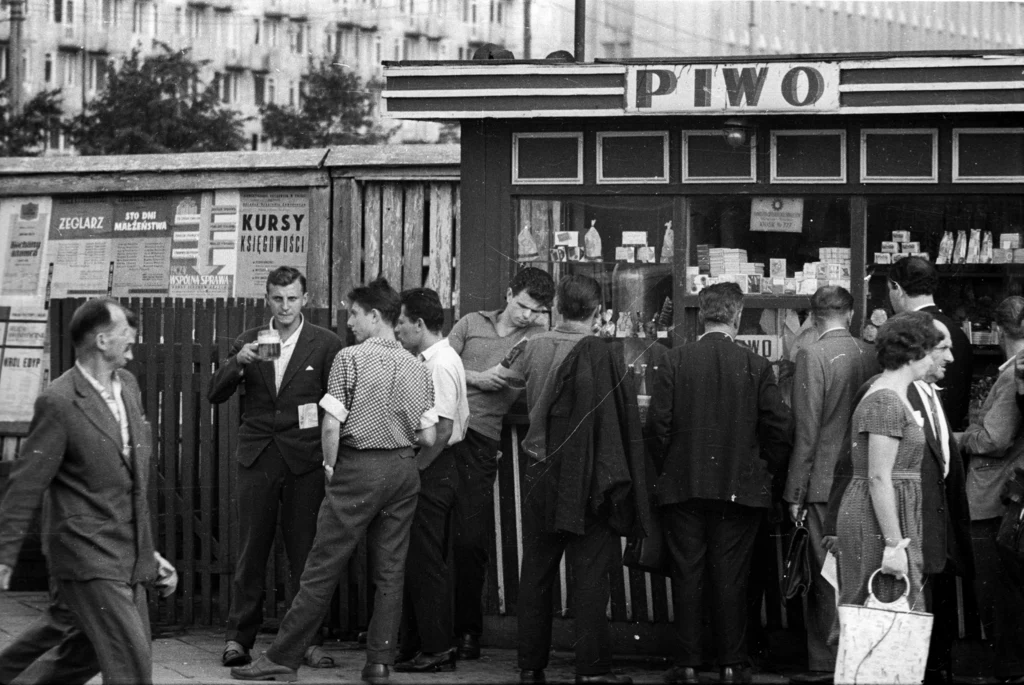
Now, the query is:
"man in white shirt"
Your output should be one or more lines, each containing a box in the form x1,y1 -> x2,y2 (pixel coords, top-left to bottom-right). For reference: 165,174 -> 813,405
394,287 -> 470,673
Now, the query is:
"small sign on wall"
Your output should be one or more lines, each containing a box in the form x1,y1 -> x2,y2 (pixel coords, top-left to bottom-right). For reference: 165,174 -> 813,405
750,197 -> 804,233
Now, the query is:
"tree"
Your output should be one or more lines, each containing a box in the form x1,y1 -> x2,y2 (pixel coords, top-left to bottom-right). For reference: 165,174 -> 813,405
68,44 -> 246,155
0,85 -> 64,156
261,57 -> 388,148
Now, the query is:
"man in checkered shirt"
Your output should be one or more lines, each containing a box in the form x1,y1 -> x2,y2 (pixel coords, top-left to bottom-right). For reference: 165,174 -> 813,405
232,277 -> 437,685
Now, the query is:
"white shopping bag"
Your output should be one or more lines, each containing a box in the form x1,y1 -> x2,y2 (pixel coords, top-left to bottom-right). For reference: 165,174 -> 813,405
835,570 -> 933,685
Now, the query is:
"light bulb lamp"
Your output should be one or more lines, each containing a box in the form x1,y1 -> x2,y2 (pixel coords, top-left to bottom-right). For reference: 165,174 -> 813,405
721,118 -> 755,148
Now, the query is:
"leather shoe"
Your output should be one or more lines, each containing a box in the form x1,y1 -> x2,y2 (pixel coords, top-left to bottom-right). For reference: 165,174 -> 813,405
222,640 -> 251,667
393,648 -> 457,672
576,674 -> 633,684
457,633 -> 481,660
521,669 -> 547,684
230,654 -> 297,682
665,666 -> 700,684
721,665 -> 752,683
361,662 -> 390,685
790,672 -> 833,684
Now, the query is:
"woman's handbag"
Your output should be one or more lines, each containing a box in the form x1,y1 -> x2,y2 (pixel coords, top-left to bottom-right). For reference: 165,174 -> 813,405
780,519 -> 811,600
622,508 -> 670,576
835,570 -> 933,685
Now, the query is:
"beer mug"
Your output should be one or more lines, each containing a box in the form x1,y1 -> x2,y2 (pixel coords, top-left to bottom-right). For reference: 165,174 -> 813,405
257,329 -> 282,361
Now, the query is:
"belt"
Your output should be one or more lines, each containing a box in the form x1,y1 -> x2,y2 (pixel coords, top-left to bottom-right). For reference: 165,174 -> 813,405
851,469 -> 920,480
338,446 -> 415,459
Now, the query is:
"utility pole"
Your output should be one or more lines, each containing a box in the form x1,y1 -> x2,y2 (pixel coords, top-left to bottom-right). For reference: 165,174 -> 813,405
523,0 -> 531,59
574,0 -> 585,61
5,0 -> 26,113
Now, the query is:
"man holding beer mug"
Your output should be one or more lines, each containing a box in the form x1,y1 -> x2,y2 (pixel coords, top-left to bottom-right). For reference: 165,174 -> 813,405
209,266 -> 343,670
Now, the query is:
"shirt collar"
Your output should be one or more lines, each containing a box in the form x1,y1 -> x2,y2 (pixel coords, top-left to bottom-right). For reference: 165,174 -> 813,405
699,330 -> 734,341
363,336 -> 404,350
480,309 -> 503,325
270,314 -> 304,345
916,380 -> 938,396
420,338 -> 451,362
817,326 -> 848,341
912,303 -> 934,312
76,361 -> 120,395
1000,356 -> 1014,373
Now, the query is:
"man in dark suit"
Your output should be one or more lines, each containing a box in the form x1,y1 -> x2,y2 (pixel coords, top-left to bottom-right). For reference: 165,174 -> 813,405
784,286 -> 878,684
209,266 -> 343,668
825,315 -> 973,685
0,298 -> 177,685
648,283 -> 792,685
888,256 -> 973,431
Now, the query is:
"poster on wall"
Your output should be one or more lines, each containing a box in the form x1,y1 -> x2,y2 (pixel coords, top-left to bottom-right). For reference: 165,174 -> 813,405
0,197 -> 50,314
46,197 -> 115,299
0,348 -> 44,423
110,195 -> 174,297
235,190 -> 309,298
168,191 -> 236,298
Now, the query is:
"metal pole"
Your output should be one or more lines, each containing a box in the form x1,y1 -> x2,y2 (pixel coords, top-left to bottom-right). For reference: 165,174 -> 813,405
523,0 -> 531,59
8,0 -> 25,113
574,0 -> 585,62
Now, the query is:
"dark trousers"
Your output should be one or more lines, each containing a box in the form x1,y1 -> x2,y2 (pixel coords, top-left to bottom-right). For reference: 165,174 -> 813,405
451,428 -> 500,638
401,447 -> 459,655
266,448 -> 419,669
972,517 -> 1024,679
0,578 -> 99,685
924,567 -> 959,676
225,442 -> 325,649
57,578 -> 151,685
804,503 -> 838,672
663,500 -> 763,669
516,462 -> 619,677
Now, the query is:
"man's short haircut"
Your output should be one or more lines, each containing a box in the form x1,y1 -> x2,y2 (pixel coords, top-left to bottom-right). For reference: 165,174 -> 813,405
556,274 -> 601,320
811,285 -> 854,322
994,296 -> 1024,340
698,282 -> 744,326
400,287 -> 445,333
875,311 -> 943,371
888,256 -> 938,297
69,297 -> 123,348
266,266 -> 307,293
348,277 -> 401,325
509,267 -> 555,307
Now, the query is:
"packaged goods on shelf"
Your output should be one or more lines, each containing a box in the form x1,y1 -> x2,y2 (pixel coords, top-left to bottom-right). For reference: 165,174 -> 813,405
953,230 -> 968,263
912,252 -> 930,261
936,231 -> 955,264
981,231 -> 993,264
993,248 -> 1011,264
661,221 -> 674,262
518,224 -> 539,261
892,253 -> 908,262
881,241 -> 899,254
584,220 -> 602,260
1014,248 -> 1024,263
966,229 -> 982,264
874,252 -> 892,264
892,231 -> 912,242
1000,233 -> 1021,250
901,241 -> 921,254
615,246 -> 635,262
770,258 -> 787,278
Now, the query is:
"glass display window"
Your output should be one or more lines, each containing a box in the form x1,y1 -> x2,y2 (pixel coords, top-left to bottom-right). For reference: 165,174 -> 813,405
513,196 -> 674,340
865,196 -> 1024,364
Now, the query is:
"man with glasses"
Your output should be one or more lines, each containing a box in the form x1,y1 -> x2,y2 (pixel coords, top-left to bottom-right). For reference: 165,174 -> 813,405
447,267 -> 555,660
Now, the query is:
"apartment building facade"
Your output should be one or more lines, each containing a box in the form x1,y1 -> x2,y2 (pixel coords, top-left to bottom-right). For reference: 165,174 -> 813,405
1,0 -> 1022,152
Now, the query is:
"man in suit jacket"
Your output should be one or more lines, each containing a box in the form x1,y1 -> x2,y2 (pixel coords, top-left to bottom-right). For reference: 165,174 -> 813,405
783,287 -> 878,684
825,316 -> 973,684
209,266 -> 343,668
648,283 -> 792,685
888,256 -> 973,431
0,298 -> 177,685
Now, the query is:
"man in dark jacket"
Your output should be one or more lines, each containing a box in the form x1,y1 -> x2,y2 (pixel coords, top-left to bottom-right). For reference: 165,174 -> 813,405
648,283 -> 792,685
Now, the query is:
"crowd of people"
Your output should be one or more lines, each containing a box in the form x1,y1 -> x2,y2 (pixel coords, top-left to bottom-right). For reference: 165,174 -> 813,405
0,255 -> 1023,685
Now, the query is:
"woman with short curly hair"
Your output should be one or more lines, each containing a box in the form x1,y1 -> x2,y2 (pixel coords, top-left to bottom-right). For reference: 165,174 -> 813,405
836,311 -> 942,615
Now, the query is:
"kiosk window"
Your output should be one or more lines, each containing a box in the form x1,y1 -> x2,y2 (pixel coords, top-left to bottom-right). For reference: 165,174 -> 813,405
953,128 -> 1024,182
683,131 -> 757,182
861,129 -> 938,183
512,133 -> 583,184
596,132 -> 669,184
771,130 -> 846,183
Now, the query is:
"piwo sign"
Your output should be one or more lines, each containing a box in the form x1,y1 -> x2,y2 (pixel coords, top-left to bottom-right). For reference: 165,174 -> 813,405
626,62 -> 839,114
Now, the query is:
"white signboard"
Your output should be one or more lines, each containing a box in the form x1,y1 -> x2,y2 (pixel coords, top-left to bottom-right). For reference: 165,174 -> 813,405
627,62 -> 840,114
737,335 -> 783,362
750,198 -> 805,233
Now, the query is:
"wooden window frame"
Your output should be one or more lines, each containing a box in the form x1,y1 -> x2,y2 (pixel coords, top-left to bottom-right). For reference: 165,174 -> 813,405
952,127 -> 1024,183
511,132 -> 584,185
681,130 -> 757,183
595,131 -> 670,185
770,129 -> 847,184
860,128 -> 939,184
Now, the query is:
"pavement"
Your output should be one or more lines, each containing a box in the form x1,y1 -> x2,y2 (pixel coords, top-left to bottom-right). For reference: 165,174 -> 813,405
0,591 -> 804,685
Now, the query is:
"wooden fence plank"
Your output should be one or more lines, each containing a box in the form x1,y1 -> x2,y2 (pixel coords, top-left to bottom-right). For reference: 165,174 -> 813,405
332,179 -> 361,320
225,300 -> 245,624
363,184 -> 382,282
161,299 -> 180,625
307,186 -> 332,309
381,183 -> 404,287
426,184 -> 453,307
142,299 -> 162,618
453,184 -> 461,318
216,301 -> 233,623
402,184 -> 425,290
196,301 -> 215,624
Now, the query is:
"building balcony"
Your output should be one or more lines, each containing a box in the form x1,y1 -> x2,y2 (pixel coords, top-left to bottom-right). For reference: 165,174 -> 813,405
57,23 -> 84,50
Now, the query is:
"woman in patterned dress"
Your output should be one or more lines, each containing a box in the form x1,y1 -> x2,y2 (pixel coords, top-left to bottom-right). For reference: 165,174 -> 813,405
836,311 -> 944,610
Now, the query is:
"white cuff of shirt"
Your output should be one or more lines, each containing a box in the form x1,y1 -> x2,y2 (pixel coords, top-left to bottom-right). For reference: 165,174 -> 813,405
419,407 -> 439,430
319,394 -> 349,423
